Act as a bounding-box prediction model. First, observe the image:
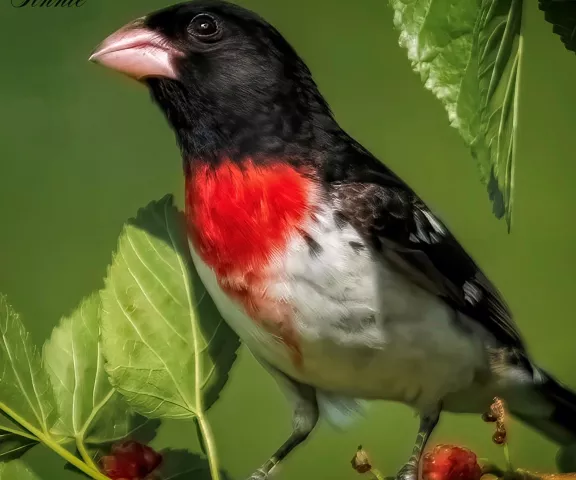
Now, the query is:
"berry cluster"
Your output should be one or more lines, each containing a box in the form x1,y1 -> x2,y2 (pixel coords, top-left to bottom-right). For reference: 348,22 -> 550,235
99,440 -> 162,480
422,445 -> 482,480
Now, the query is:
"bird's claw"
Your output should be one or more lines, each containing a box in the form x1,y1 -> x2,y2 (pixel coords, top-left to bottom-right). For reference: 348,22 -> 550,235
246,468 -> 269,480
395,464 -> 418,480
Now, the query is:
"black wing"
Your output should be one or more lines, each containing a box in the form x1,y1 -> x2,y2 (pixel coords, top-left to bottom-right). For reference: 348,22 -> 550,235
323,144 -> 525,351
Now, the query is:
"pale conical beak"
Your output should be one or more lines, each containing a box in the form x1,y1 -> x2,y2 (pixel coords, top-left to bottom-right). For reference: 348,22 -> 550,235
89,19 -> 181,81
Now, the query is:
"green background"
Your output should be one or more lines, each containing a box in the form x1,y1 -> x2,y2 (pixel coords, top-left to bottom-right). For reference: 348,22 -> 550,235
1,0 -> 575,478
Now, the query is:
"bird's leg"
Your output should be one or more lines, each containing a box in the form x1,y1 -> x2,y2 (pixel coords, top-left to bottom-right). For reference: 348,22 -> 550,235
246,382 -> 319,480
396,410 -> 441,480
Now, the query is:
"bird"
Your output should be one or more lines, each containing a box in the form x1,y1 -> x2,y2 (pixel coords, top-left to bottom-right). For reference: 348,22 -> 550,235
89,1 -> 576,479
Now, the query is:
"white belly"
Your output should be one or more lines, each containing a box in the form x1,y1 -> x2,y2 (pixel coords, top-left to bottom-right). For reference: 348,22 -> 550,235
189,208 -> 490,412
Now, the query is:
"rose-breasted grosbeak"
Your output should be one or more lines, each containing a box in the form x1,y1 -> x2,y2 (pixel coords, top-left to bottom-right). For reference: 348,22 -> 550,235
90,2 -> 576,479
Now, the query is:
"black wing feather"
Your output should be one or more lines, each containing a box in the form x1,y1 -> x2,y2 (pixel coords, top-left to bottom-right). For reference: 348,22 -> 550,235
323,144 -> 525,351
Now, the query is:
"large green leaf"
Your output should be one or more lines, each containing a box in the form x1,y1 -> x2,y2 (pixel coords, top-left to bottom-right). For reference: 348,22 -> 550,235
100,195 -> 239,419
43,293 -> 147,446
0,295 -> 57,437
390,0 -> 524,229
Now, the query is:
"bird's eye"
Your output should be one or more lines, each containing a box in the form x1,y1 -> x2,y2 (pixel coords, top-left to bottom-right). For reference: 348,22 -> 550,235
188,13 -> 221,40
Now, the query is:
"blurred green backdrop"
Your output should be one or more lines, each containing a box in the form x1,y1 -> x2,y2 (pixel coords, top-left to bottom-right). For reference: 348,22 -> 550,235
1,0 -> 575,479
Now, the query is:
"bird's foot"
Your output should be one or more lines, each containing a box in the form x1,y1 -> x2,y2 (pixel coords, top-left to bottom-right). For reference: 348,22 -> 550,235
396,464 -> 418,480
246,468 -> 269,480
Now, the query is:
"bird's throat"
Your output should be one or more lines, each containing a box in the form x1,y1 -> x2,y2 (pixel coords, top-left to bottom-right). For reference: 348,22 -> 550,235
185,158 -> 316,275
185,158 -> 318,366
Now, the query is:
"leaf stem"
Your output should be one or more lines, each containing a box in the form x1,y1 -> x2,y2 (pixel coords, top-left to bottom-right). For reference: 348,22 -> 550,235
0,402 -> 109,480
76,436 -> 99,472
178,211 -> 222,480
196,412 -> 221,480
78,389 -> 115,439
503,443 -> 514,472
45,436 -> 109,480
368,468 -> 385,480
0,426 -> 39,441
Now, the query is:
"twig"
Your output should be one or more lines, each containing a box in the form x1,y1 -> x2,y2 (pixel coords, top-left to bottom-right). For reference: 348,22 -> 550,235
0,402 -> 110,480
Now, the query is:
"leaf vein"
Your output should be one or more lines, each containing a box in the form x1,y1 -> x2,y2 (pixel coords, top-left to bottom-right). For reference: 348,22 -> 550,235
123,234 -> 188,343
110,274 -> 193,412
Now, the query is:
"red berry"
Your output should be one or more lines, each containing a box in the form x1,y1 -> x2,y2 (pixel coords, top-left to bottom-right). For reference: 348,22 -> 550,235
100,454 -> 138,479
100,456 -> 119,477
422,444 -> 482,480
101,440 -> 163,480
111,440 -> 142,456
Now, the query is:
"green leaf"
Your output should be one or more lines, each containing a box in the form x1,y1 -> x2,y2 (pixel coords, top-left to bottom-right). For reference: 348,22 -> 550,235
0,415 -> 39,464
390,0 -> 524,228
539,0 -> 576,55
0,433 -> 37,462
0,295 -> 57,437
101,195 -> 238,480
43,294 -> 147,446
100,194 -> 239,419
0,412 -> 28,433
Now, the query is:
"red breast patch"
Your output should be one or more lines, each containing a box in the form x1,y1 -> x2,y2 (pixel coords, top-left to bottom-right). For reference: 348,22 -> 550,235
185,158 -> 317,367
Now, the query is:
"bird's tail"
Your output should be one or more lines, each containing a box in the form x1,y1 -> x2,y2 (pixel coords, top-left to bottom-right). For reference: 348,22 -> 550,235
509,369 -> 576,447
